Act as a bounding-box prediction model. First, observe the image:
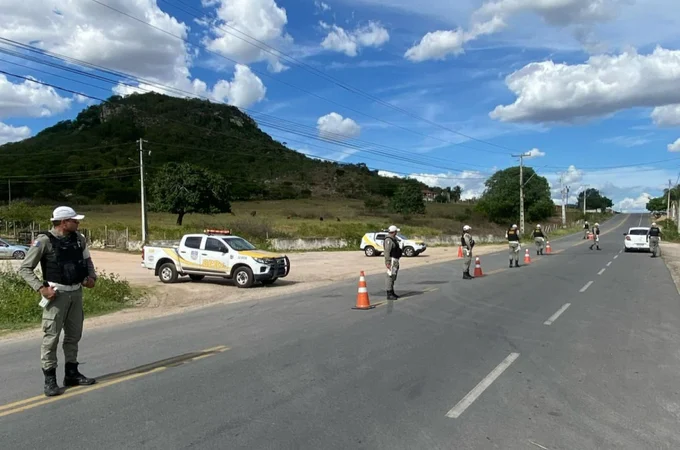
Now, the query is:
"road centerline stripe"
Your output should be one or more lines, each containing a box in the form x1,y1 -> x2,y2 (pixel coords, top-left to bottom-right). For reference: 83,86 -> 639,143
614,255 -> 619,259
544,303 -> 571,326
445,352 -> 520,419
580,281 -> 594,292
598,268 -> 606,275
606,261 -> 612,266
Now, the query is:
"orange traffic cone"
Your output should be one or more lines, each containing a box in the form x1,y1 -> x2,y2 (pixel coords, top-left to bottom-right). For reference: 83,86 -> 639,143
546,241 -> 552,254
588,232 -> 594,240
524,248 -> 532,264
352,271 -> 375,310
457,246 -> 463,258
473,256 -> 484,277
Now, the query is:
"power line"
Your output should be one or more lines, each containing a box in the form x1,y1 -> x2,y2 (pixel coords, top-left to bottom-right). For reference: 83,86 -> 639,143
0,48 -> 494,175
85,0 -> 512,155
158,0 -> 516,154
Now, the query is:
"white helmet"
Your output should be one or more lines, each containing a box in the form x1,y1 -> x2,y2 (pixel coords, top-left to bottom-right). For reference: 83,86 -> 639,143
536,224 -> 541,228
652,222 -> 657,226
463,225 -> 471,231
511,224 -> 517,229
595,222 -> 599,227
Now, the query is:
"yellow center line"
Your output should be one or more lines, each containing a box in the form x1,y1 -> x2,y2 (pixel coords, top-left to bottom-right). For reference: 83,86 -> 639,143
0,345 -> 230,418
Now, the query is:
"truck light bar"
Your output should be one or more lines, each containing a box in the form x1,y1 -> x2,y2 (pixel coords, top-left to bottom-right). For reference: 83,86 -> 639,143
204,228 -> 231,235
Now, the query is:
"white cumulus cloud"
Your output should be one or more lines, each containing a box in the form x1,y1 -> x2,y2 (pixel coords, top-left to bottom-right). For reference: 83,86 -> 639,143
203,0 -> 293,73
0,75 -> 72,119
320,21 -> 389,57
211,64 -> 267,108
668,138 -> 680,152
317,112 -> 361,139
525,148 -> 545,158
404,0 -> 624,62
0,122 -> 31,145
652,104 -> 680,127
490,46 -> 680,123
315,1 -> 331,12
617,193 -> 652,212
1,0 -> 248,104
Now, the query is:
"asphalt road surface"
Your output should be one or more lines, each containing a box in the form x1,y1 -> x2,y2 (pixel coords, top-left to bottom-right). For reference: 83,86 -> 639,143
2,213 -> 680,450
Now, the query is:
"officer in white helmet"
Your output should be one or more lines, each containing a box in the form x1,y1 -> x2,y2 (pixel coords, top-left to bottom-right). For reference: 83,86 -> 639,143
461,225 -> 475,279
506,223 -> 521,267
589,222 -> 601,251
647,221 -> 662,257
532,224 -> 548,256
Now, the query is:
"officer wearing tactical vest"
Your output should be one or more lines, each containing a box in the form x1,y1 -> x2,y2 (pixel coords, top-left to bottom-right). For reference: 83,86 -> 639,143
461,225 -> 475,279
19,206 -> 98,397
506,224 -> 521,267
588,222 -> 601,251
532,224 -> 548,255
384,225 -> 402,300
647,222 -> 662,257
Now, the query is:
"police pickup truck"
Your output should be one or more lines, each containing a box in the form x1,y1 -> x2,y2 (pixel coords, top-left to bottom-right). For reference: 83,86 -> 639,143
141,229 -> 290,288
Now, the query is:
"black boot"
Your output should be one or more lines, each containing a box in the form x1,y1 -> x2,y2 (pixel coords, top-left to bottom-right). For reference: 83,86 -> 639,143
391,290 -> 400,299
463,271 -> 473,279
42,368 -> 62,397
64,362 -> 96,387
509,261 -> 513,268
514,261 -> 520,268
386,290 -> 397,300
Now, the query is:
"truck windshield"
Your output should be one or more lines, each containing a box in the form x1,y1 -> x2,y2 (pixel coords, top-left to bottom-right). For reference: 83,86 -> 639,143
224,237 -> 257,251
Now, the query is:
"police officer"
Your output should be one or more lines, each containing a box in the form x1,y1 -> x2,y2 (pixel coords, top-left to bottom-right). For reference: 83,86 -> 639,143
461,225 -> 475,279
19,206 -> 98,397
589,222 -> 601,251
583,221 -> 590,239
532,224 -> 548,255
384,225 -> 402,300
506,224 -> 521,267
647,222 -> 662,257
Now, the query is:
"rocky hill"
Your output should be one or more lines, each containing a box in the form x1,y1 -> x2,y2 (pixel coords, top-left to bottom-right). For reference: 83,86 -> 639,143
0,92 -> 430,204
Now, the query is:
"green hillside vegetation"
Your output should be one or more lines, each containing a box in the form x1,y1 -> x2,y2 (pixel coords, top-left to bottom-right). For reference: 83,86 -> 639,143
0,92 -> 441,205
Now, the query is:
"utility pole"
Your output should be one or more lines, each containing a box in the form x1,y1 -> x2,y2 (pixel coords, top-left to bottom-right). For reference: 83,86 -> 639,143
558,172 -> 566,228
7,179 -> 10,205
512,152 -> 531,234
137,138 -> 149,244
667,179 -> 672,221
581,184 -> 590,217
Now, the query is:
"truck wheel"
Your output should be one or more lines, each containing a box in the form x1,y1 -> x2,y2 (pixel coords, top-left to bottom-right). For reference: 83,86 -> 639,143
364,246 -> 376,257
234,266 -> 254,288
159,263 -> 178,283
403,246 -> 415,257
189,275 -> 205,281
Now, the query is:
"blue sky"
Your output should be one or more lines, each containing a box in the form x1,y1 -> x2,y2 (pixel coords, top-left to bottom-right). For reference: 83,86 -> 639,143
2,0 -> 680,211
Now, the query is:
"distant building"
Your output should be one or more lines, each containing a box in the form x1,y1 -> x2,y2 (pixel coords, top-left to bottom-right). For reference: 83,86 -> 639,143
422,189 -> 437,202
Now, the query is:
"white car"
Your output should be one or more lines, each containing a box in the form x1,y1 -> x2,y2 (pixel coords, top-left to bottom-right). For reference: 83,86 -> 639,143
623,227 -> 652,252
360,231 -> 427,257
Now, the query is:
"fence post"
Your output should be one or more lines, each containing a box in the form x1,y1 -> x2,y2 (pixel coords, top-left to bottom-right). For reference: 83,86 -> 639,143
105,225 -> 108,247
126,228 -> 129,250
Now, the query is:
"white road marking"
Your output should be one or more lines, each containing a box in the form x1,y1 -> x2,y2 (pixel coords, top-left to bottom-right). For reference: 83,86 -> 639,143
606,261 -> 612,266
598,268 -> 606,275
638,215 -> 643,226
445,353 -> 520,419
614,255 -> 619,259
580,281 -> 594,292
544,303 -> 571,326
619,250 -> 623,254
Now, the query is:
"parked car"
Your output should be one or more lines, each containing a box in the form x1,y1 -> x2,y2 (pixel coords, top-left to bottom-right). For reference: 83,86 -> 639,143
623,227 -> 652,252
0,238 -> 30,259
360,231 -> 427,257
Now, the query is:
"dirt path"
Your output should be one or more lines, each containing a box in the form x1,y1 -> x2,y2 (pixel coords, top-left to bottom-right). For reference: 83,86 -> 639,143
3,244 -> 506,340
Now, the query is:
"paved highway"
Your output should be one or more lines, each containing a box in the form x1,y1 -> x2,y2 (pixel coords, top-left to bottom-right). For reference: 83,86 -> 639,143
2,213 -> 679,449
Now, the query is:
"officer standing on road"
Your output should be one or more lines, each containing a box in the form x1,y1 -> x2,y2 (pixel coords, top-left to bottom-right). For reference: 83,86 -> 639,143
506,224 -> 521,268
19,206 -> 98,397
461,225 -> 475,279
384,225 -> 402,300
532,224 -> 548,255
647,222 -> 662,257
589,222 -> 601,251
583,221 -> 590,239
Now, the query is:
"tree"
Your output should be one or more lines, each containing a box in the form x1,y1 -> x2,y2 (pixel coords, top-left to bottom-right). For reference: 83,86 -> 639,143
451,185 -> 462,203
475,166 -> 553,224
388,182 -> 426,215
577,188 -> 613,211
148,162 -> 231,226
646,196 -> 666,213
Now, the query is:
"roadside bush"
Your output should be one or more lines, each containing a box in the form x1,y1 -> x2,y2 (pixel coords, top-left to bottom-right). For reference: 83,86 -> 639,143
0,264 -> 140,330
